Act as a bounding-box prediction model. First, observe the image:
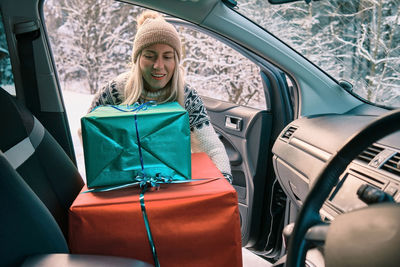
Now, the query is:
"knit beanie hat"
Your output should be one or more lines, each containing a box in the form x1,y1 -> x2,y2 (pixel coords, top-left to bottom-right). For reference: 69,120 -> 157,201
132,11 -> 182,63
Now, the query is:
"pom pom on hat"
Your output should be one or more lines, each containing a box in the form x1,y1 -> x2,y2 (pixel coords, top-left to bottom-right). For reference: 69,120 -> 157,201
133,11 -> 182,63
136,10 -> 161,28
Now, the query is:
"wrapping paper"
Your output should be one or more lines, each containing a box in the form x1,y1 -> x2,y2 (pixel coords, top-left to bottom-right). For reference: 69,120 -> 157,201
69,153 -> 242,267
81,102 -> 191,188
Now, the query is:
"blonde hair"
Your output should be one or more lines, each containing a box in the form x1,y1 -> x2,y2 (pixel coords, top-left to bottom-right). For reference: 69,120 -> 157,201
122,52 -> 185,107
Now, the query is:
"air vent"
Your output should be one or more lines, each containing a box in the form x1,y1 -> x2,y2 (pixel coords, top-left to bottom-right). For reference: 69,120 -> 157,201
381,153 -> 400,176
356,145 -> 384,164
281,126 -> 297,141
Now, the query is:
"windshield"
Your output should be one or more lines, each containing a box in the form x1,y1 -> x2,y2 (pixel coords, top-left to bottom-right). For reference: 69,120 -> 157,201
237,0 -> 400,108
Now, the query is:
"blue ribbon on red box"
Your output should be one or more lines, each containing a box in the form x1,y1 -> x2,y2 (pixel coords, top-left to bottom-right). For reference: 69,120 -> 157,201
84,172 -> 210,267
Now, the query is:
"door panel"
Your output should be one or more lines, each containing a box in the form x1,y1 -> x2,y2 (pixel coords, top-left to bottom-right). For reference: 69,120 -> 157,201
202,96 -> 272,246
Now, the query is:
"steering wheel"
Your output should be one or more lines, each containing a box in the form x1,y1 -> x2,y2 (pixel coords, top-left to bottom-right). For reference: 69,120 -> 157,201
286,108 -> 400,267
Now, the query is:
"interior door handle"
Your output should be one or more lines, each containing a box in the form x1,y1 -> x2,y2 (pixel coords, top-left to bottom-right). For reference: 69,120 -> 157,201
225,115 -> 242,131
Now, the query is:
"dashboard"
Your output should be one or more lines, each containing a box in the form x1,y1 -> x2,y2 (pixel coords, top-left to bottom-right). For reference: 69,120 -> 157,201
272,105 -> 400,221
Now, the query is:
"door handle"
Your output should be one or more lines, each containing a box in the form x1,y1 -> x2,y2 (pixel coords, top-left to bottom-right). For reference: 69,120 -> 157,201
225,115 -> 242,131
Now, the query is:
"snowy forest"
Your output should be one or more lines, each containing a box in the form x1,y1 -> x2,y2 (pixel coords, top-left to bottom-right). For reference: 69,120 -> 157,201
43,0 -> 266,108
238,0 -> 400,107
1,0 -> 398,108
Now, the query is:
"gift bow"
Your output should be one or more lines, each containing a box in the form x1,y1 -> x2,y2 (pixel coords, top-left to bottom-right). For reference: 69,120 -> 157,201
83,172 -> 206,193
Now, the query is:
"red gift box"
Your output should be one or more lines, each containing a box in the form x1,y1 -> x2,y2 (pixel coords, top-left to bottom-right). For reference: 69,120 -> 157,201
69,153 -> 242,267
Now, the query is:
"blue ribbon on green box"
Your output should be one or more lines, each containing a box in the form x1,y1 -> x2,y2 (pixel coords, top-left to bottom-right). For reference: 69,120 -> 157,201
81,101 -> 192,189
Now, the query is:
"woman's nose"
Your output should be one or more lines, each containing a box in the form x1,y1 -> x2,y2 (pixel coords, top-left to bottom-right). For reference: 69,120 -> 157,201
153,57 -> 163,69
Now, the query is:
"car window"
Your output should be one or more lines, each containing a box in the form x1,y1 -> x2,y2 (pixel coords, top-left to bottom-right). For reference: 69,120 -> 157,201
176,25 -> 267,110
43,0 -> 270,175
44,0 -> 140,94
237,0 -> 400,108
44,0 -> 266,110
44,0 -> 143,177
0,11 -> 15,95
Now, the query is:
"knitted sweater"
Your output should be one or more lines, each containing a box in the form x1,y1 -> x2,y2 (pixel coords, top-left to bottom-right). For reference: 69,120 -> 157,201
88,72 -> 232,179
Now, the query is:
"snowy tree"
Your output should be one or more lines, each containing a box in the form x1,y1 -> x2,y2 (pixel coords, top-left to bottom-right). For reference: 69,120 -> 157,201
178,27 -> 265,109
45,0 -> 142,94
238,0 -> 400,107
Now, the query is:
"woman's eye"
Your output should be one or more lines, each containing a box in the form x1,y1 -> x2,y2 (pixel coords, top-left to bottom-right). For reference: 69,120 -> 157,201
144,55 -> 154,59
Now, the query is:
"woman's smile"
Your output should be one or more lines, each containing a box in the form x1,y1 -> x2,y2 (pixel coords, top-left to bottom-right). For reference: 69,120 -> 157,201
151,73 -> 167,80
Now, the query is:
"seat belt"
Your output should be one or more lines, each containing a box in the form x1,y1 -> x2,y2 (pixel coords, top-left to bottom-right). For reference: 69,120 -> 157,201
14,21 -> 41,116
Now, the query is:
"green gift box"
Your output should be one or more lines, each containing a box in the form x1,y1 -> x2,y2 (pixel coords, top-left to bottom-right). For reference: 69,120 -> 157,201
81,102 -> 191,188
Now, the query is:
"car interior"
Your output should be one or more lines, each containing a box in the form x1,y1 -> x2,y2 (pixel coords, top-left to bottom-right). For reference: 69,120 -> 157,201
1,0 -> 400,266
0,86 -> 153,266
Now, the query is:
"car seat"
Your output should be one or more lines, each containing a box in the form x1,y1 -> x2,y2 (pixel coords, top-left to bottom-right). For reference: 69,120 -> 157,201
0,87 -> 151,266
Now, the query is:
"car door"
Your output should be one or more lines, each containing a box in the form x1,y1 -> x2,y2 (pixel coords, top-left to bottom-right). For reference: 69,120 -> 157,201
40,0 -> 295,259
170,19 -> 295,256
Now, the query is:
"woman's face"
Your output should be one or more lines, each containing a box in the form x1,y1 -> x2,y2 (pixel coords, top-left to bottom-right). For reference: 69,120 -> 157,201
139,43 -> 176,92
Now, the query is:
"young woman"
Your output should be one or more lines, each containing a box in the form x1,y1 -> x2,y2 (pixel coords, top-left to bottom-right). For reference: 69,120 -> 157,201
88,11 -> 232,183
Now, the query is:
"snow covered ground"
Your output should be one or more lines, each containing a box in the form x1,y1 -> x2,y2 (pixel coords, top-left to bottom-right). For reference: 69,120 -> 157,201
62,89 -> 272,267
63,90 -> 93,181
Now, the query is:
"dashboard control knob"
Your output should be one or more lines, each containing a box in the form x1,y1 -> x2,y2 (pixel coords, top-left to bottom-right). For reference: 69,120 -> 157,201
357,184 -> 394,205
